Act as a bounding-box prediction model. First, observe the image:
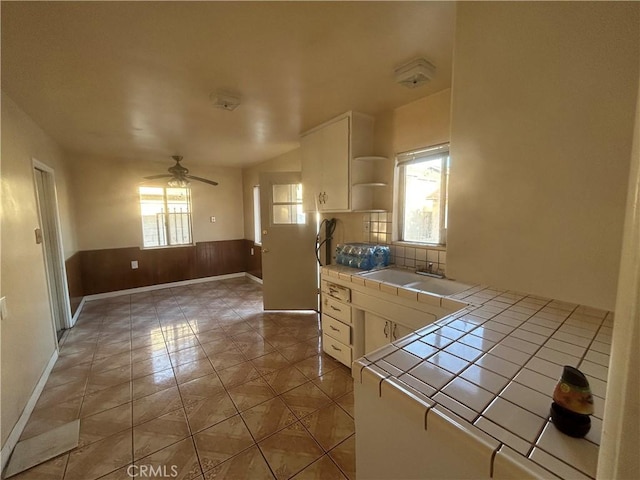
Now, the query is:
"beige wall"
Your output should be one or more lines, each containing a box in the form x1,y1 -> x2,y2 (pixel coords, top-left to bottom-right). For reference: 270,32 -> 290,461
0,93 -> 77,446
242,148 -> 302,243
327,89 -> 453,247
393,88 -> 451,155
447,2 -> 639,310
70,155 -> 244,250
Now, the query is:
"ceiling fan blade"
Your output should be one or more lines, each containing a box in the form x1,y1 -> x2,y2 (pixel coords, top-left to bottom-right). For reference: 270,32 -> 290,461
144,174 -> 173,180
186,175 -> 219,186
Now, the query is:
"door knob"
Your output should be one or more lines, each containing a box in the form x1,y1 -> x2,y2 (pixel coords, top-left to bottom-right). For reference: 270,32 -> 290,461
262,249 -> 270,253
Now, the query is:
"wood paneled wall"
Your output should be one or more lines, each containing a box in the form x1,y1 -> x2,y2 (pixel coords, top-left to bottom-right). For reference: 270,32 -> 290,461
246,240 -> 262,280
65,252 -> 83,315
63,239 -> 259,297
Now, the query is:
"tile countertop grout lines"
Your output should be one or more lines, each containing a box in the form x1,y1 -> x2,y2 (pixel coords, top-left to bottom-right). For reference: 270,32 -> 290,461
328,265 -> 611,480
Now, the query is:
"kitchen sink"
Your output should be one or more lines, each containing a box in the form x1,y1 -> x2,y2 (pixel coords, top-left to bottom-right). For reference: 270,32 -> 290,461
359,267 -> 472,296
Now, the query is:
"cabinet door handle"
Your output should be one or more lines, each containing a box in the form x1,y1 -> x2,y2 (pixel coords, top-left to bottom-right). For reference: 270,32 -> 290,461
329,325 -> 340,332
392,323 -> 398,340
331,344 -> 342,352
330,305 -> 341,312
383,321 -> 390,338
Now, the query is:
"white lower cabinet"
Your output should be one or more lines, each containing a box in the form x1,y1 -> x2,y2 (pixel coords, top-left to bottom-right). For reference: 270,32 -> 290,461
363,312 -> 418,355
321,281 -> 356,367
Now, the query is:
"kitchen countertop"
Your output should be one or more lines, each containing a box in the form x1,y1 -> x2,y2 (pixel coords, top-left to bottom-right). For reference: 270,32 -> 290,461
321,265 -> 611,479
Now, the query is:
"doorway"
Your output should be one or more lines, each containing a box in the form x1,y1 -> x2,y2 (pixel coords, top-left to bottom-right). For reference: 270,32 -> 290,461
259,171 -> 318,310
33,160 -> 72,341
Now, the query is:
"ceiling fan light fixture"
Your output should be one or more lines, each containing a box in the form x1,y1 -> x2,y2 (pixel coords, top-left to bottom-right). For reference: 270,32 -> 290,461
167,177 -> 190,188
395,58 -> 436,88
210,91 -> 241,111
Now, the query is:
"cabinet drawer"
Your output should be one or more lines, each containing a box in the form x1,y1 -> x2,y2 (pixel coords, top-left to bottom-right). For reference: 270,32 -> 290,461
322,333 -> 352,367
322,313 -> 351,345
321,280 -> 351,302
322,295 -> 352,324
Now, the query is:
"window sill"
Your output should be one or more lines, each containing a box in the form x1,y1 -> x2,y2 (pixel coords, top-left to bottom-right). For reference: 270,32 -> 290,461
392,240 -> 447,251
141,244 -> 195,250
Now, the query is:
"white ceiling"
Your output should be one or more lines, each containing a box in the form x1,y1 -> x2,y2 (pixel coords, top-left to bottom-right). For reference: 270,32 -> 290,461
1,2 -> 456,168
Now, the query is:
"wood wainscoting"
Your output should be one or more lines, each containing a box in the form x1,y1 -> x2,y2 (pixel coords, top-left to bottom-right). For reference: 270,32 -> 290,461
246,240 -> 262,280
64,239 -> 261,297
64,252 -> 84,316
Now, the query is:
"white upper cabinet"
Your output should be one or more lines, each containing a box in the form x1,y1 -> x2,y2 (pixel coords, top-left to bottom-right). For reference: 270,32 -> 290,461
301,111 -> 388,212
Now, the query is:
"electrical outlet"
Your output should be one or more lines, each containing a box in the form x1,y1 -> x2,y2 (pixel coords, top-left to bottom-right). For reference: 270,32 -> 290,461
210,216 -> 216,223
131,260 -> 139,269
0,297 -> 8,321
363,222 -> 370,233
250,248 -> 254,255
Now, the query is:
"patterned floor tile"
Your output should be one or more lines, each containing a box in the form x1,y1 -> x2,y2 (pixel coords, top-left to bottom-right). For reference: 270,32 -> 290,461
227,377 -> 277,412
132,386 -> 183,425
202,446 -> 274,480
133,408 -> 191,460
184,390 -> 238,433
280,381 -> 333,420
258,422 -> 324,480
64,430 -> 132,480
301,404 -> 355,451
216,362 -> 261,389
291,455 -> 346,480
173,358 -> 216,385
193,415 -> 254,473
132,368 -> 177,400
328,435 -> 355,480
241,397 -> 297,441
263,365 -> 308,395
312,368 -> 353,400
79,402 -> 132,447
134,437 -> 202,480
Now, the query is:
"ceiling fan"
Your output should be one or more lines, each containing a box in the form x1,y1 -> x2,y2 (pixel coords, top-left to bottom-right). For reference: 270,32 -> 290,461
144,156 -> 219,187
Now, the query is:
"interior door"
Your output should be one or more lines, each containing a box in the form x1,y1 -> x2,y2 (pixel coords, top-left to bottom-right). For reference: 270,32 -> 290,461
259,171 -> 318,310
34,163 -> 72,341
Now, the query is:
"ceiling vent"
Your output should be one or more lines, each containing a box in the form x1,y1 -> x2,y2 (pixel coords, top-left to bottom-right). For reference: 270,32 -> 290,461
395,59 -> 436,89
210,91 -> 241,111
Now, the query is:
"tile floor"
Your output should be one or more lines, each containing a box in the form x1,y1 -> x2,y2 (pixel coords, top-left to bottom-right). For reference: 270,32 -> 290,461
13,277 -> 355,480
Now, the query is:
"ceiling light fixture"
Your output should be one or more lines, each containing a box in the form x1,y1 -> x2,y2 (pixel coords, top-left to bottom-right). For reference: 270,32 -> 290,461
395,58 -> 436,89
210,91 -> 241,111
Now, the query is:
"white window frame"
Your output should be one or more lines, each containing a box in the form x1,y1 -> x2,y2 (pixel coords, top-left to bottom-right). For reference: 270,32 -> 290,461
139,186 -> 193,248
397,143 -> 450,246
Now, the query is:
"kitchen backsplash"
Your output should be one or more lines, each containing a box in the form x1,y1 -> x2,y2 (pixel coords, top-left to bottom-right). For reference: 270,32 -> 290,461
361,212 -> 447,274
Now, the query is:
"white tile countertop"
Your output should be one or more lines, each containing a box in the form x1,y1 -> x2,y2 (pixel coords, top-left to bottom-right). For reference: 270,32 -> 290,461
322,265 -> 611,479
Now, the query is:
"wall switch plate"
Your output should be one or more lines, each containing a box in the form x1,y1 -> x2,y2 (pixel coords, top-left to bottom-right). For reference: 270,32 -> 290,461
210,216 -> 216,223
131,260 -> 139,269
0,297 -> 8,321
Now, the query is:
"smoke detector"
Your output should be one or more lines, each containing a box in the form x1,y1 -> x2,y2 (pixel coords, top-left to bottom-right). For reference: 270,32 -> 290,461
210,91 -> 241,111
395,59 -> 436,88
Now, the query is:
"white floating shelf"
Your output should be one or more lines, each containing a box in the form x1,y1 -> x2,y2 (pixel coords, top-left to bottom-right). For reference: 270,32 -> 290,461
352,182 -> 387,187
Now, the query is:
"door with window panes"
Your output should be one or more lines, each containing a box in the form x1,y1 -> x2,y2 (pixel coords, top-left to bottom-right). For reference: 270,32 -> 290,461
259,172 -> 317,310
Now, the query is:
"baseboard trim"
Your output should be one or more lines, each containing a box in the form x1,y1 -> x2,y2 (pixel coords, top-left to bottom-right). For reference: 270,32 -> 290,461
83,272 -> 247,302
1,349 -> 59,473
69,297 -> 85,328
245,273 -> 263,284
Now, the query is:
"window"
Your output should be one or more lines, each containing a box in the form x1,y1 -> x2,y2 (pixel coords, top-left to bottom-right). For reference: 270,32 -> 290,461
397,144 -> 449,245
271,183 -> 306,224
253,185 -> 262,244
139,186 -> 192,247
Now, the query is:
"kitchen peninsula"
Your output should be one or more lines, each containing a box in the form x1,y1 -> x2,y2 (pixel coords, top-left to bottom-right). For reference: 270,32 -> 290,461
321,265 -> 610,479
